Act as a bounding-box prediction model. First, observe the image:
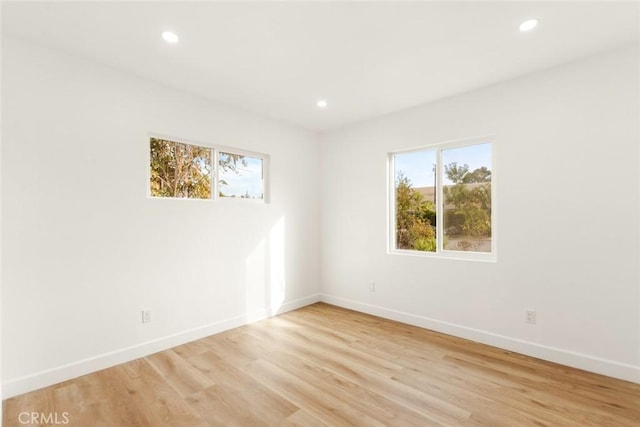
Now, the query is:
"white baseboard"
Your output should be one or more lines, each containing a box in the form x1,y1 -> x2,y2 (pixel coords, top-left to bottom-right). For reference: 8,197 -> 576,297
2,294 -> 321,399
6,292 -> 636,399
320,294 -> 640,384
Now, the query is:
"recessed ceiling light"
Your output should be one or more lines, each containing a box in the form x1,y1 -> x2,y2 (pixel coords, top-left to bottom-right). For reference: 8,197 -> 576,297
519,19 -> 538,32
317,99 -> 328,108
162,31 -> 179,44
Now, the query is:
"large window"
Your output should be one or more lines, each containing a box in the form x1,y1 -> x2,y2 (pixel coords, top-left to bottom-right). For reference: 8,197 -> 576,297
390,138 -> 494,259
149,137 -> 268,202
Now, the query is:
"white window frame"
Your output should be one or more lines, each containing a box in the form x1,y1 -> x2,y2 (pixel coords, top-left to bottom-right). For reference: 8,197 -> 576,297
147,134 -> 270,203
388,136 -> 496,262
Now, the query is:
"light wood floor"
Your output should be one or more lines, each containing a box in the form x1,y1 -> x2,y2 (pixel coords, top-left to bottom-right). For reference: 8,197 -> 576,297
4,303 -> 640,426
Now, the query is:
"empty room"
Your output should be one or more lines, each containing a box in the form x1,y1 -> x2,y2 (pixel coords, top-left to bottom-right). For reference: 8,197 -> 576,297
1,1 -> 639,426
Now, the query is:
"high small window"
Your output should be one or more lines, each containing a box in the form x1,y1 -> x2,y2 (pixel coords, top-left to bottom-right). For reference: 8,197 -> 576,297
149,137 -> 268,202
390,138 -> 494,260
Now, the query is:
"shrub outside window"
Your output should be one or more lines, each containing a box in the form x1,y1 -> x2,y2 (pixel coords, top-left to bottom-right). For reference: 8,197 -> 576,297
149,137 -> 268,202
390,138 -> 494,260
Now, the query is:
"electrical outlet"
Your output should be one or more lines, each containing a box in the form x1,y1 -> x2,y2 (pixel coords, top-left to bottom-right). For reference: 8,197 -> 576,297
369,281 -> 376,292
142,309 -> 152,324
525,309 -> 536,324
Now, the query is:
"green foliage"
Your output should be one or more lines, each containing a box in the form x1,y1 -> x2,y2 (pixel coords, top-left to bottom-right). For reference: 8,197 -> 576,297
443,162 -> 492,238
395,161 -> 491,251
395,173 -> 436,252
444,210 -> 465,235
445,162 -> 491,184
444,162 -> 470,184
414,237 -> 437,252
150,138 -> 212,199
465,166 -> 491,183
417,203 -> 437,228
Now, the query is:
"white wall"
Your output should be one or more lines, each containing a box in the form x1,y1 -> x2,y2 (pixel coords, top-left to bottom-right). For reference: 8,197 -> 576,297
1,37 -> 321,397
319,45 -> 640,382
0,5 -> 4,418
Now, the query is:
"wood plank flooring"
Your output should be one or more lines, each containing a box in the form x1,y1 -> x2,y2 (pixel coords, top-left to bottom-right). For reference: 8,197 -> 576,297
4,303 -> 640,426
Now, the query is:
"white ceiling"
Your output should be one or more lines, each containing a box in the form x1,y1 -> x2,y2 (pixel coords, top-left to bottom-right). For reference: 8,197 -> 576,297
2,1 -> 639,132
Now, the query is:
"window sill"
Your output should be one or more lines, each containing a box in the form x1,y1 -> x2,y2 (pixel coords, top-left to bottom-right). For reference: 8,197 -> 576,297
388,249 -> 497,263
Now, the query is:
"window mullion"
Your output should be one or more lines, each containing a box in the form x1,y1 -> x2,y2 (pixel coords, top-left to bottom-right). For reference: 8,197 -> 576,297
389,154 -> 396,251
212,149 -> 219,201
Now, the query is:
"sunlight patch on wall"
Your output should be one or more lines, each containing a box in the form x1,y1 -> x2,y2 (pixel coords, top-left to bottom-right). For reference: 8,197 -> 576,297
269,217 -> 286,312
245,238 -> 266,321
244,216 -> 286,321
